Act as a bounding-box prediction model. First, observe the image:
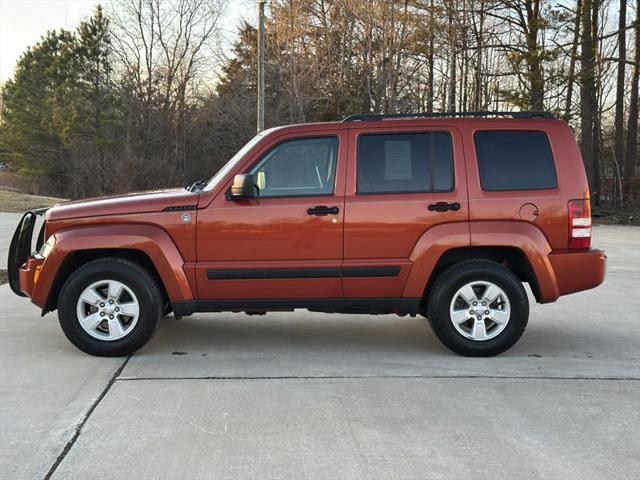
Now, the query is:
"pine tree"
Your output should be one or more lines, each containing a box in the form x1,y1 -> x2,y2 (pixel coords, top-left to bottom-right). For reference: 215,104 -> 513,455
0,7 -> 122,196
0,30 -> 75,189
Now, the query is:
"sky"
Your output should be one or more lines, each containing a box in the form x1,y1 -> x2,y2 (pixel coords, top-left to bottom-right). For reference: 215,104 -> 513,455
0,0 -> 256,84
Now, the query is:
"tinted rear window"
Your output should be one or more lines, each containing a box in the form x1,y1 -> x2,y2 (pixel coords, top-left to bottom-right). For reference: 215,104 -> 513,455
357,132 -> 453,194
474,131 -> 557,191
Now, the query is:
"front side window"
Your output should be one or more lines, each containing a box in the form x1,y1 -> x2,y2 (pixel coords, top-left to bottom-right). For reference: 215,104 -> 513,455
474,131 -> 558,191
357,132 -> 454,194
249,137 -> 338,198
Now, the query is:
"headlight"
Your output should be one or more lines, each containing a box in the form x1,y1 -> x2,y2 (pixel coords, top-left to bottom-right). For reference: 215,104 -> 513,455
39,235 -> 55,258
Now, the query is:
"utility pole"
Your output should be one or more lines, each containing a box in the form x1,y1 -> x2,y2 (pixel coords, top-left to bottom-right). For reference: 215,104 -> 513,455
257,0 -> 266,133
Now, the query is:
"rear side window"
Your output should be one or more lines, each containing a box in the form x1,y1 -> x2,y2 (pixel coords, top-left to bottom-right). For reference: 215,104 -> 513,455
474,131 -> 557,191
357,132 -> 453,194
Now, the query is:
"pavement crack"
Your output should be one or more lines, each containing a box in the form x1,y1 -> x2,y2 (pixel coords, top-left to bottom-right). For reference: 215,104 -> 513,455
114,374 -> 640,382
43,355 -> 131,480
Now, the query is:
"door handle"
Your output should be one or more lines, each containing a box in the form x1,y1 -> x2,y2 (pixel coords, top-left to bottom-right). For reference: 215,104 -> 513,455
307,205 -> 339,216
428,202 -> 461,212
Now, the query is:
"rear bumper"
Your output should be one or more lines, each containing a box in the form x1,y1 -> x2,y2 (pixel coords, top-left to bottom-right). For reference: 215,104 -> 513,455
548,249 -> 606,297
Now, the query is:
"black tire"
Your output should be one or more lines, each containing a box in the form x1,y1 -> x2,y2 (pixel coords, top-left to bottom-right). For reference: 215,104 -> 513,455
58,258 -> 163,356
426,260 -> 529,357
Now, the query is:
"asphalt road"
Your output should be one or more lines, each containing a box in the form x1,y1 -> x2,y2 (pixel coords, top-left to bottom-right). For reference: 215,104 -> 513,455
0,222 -> 638,479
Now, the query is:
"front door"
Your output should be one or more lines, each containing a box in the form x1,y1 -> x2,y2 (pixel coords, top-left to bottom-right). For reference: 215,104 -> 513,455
195,131 -> 347,300
343,125 -> 468,298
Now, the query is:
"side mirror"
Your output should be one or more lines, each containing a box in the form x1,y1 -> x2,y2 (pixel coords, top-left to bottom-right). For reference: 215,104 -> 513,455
230,174 -> 256,199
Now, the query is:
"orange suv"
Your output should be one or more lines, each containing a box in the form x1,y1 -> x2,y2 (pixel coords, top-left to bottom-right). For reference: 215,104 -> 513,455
8,112 -> 606,357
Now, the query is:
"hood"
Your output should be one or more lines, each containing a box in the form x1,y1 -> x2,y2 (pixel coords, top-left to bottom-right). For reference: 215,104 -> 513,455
46,189 -> 199,222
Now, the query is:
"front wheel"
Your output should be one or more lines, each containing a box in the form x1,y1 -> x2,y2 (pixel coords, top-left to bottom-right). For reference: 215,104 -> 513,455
426,260 -> 529,357
58,258 -> 163,356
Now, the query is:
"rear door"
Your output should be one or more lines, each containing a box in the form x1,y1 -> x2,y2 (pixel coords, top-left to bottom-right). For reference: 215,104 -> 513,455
343,125 -> 468,298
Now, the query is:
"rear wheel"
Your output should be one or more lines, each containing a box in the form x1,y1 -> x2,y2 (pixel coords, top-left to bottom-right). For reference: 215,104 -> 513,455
58,258 -> 163,356
426,260 -> 529,356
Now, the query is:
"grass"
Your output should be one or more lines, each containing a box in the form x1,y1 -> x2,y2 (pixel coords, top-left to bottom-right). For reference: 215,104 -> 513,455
0,189 -> 66,213
0,189 -> 66,284
592,206 -> 639,226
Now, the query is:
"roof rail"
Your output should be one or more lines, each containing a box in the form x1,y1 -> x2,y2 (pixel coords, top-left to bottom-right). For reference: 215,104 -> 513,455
342,111 -> 555,122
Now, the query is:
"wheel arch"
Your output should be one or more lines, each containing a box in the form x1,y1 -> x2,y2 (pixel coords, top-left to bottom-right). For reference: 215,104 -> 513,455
419,246 -> 542,310
32,223 -> 195,313
404,220 -> 559,304
44,248 -> 169,314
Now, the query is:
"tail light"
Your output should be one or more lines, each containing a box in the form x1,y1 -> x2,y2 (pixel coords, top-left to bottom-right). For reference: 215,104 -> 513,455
568,199 -> 591,249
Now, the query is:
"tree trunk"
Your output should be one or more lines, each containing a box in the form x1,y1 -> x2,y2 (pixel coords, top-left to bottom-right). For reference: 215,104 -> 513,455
580,0 -> 597,198
624,0 -> 640,180
591,0 -> 602,204
525,0 -> 544,110
614,0 -> 627,181
448,48 -> 457,111
427,0 -> 435,111
447,2 -> 457,112
460,0 -> 469,112
564,0 -> 582,120
474,0 -> 485,110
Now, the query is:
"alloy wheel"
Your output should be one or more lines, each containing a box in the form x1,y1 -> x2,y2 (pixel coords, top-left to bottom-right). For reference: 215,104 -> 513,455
449,280 -> 511,341
76,279 -> 140,341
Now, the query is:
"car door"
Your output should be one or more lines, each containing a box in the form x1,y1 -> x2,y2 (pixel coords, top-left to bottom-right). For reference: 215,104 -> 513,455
195,130 -> 347,300
342,124 -> 468,298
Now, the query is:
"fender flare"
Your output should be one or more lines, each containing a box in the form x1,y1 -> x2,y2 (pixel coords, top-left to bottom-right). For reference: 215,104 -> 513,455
469,221 -> 559,302
403,222 -> 471,298
32,223 -> 194,308
403,221 -> 559,303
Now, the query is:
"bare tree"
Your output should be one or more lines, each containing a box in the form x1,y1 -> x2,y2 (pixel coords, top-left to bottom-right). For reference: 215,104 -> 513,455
624,0 -> 639,180
109,0 -> 227,183
564,0 -> 582,119
445,0 -> 458,111
614,0 -> 627,178
580,0 -> 597,198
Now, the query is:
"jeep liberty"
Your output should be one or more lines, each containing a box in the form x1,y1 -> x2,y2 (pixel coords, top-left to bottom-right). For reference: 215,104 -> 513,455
8,112 -> 606,357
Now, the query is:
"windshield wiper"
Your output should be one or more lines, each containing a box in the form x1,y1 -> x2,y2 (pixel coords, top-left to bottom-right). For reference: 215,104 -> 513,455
186,179 -> 208,192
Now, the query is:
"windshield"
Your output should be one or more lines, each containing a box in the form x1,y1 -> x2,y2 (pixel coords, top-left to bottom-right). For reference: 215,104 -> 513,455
203,133 -> 265,192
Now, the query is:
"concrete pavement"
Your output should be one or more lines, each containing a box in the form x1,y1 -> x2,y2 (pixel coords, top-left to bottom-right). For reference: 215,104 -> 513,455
0,212 -> 22,270
0,285 -> 123,479
51,377 -> 639,480
0,224 -> 639,479
0,212 -> 46,270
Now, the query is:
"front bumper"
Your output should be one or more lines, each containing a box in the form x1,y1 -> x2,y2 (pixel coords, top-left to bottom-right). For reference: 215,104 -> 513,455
548,248 -> 606,297
7,208 -> 47,297
18,256 -> 45,298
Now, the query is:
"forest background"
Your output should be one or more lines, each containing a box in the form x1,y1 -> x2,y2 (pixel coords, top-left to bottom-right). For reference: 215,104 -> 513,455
0,0 -> 638,218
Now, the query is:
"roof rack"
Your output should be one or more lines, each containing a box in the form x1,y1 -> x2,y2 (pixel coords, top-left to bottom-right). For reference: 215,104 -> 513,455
342,111 -> 555,122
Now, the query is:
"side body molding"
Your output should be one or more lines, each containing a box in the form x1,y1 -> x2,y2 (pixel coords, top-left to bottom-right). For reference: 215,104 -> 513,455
31,224 -> 194,309
403,222 -> 471,297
